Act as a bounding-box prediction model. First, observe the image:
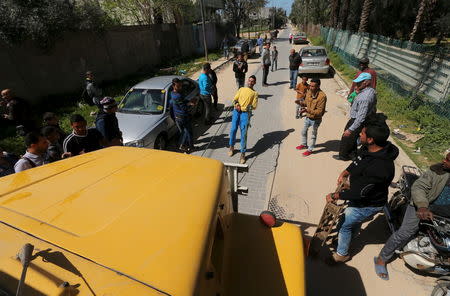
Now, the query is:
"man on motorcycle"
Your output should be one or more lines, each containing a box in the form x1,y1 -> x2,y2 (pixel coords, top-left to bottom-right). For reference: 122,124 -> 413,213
374,150 -> 450,280
325,117 -> 399,264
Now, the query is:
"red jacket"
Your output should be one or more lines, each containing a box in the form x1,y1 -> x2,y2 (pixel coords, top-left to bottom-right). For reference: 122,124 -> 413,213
350,68 -> 377,93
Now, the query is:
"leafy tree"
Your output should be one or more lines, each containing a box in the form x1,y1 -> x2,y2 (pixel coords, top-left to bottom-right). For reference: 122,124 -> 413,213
101,0 -> 196,25
223,0 -> 267,38
0,0 -> 113,48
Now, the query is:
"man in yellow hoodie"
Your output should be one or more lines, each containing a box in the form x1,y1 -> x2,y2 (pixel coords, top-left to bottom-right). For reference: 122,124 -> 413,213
228,75 -> 258,164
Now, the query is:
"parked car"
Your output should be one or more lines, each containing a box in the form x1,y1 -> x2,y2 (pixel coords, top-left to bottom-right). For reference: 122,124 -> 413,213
117,75 -> 202,150
293,32 -> 308,44
298,46 -> 331,75
0,147 -> 306,295
232,39 -> 257,57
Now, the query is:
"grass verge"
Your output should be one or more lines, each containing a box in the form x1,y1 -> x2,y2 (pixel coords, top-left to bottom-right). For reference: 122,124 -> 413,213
0,50 -> 222,155
309,36 -> 449,168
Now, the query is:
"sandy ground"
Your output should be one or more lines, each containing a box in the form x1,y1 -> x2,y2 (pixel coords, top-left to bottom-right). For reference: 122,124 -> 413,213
270,32 -> 436,296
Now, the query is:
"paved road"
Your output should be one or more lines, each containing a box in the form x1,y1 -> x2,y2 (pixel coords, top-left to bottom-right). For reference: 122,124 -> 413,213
190,28 -> 293,215
186,26 -> 434,295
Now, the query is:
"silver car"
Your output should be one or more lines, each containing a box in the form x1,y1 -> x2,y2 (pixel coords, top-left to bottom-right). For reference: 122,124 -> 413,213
117,76 -> 200,149
298,46 -> 330,75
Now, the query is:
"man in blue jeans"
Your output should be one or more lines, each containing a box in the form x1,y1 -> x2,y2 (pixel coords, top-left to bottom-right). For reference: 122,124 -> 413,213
296,78 -> 326,157
325,118 -> 399,264
228,75 -> 258,164
289,49 -> 302,89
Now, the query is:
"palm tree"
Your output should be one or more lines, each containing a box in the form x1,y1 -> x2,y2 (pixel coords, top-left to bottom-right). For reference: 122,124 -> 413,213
358,0 -> 373,33
409,0 -> 438,42
330,0 -> 341,28
339,0 -> 351,30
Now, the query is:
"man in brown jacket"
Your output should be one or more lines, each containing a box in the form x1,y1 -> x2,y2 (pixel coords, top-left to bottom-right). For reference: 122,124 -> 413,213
295,78 -> 327,156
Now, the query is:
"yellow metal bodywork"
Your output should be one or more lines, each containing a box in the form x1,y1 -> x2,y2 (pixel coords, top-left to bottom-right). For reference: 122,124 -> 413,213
0,147 -> 223,295
0,147 -> 305,295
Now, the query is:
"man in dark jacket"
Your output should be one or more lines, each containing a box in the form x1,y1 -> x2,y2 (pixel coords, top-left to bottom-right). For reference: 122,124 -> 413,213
289,49 -> 302,89
169,78 -> 195,152
233,54 -> 248,89
95,97 -> 122,146
374,150 -> 450,280
326,119 -> 399,264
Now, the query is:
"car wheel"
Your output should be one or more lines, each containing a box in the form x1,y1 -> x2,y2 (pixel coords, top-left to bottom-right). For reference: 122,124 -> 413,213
194,98 -> 205,118
154,134 -> 167,150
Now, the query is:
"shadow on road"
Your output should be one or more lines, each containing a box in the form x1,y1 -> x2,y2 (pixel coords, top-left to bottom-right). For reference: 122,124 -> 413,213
246,128 -> 295,159
259,94 -> 273,100
269,80 -> 289,86
350,214 -> 391,257
314,139 -> 341,153
306,257 -> 367,296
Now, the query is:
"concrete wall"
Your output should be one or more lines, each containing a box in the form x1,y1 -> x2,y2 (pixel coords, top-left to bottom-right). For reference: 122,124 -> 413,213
0,23 -> 223,102
321,27 -> 450,103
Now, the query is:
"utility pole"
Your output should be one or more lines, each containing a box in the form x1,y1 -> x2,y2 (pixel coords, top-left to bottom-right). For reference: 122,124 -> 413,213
199,0 -> 208,61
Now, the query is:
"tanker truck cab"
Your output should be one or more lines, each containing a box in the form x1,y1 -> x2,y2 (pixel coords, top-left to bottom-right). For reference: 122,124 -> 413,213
0,147 -> 305,295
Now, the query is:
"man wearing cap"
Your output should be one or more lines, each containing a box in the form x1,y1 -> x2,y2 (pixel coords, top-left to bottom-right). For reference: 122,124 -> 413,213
349,57 -> 377,94
95,97 -> 122,146
336,72 -> 377,161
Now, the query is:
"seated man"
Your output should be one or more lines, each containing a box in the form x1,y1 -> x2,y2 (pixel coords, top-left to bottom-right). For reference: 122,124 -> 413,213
63,114 -> 104,156
0,147 -> 18,177
43,112 -> 67,146
1,89 -> 32,131
14,132 -> 49,173
374,150 -> 450,280
326,119 -> 399,263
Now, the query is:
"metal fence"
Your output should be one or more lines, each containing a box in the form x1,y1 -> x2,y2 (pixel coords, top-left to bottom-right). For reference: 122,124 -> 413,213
320,26 -> 450,119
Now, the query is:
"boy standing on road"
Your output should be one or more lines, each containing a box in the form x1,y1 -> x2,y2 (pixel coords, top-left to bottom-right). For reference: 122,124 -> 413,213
205,63 -> 219,110
198,64 -> 213,124
296,78 -> 327,156
228,75 -> 258,164
170,78 -> 195,153
271,46 -> 279,72
295,74 -> 309,119
261,43 -> 271,87
233,54 -> 248,89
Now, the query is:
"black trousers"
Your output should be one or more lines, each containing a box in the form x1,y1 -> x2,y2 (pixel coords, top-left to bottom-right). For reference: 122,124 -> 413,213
338,118 -> 363,159
262,65 -> 270,85
200,94 -> 213,123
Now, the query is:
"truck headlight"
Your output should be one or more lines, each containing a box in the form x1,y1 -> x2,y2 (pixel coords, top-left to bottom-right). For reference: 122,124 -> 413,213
125,140 -> 145,147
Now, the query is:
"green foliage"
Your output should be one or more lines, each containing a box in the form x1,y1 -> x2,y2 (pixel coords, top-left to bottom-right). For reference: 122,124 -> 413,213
310,35 -> 449,165
101,0 -> 196,25
0,0 -> 114,48
223,0 -> 267,37
289,0 -> 331,26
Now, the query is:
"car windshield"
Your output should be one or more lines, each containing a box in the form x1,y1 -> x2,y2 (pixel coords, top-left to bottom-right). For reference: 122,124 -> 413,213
119,89 -> 165,114
301,49 -> 326,57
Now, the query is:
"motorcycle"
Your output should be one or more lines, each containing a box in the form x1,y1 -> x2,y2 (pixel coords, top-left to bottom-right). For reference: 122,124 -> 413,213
384,166 -> 450,296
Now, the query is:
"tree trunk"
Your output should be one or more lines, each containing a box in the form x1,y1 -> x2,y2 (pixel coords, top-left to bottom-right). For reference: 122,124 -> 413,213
409,0 -> 427,42
358,0 -> 373,33
340,0 -> 351,30
330,0 -> 341,28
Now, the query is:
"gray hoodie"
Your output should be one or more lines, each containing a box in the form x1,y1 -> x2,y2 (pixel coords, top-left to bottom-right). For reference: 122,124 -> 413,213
14,151 -> 46,173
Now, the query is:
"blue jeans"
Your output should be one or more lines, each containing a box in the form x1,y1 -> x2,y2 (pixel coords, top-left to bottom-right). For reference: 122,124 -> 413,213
337,206 -> 383,256
175,116 -> 193,148
289,69 -> 298,88
223,48 -> 229,59
229,110 -> 249,153
301,117 -> 321,151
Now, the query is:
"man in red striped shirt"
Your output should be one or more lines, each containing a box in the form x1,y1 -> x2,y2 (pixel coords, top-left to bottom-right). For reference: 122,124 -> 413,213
349,57 -> 377,94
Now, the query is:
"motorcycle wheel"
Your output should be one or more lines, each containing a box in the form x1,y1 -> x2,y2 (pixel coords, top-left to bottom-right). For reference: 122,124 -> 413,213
431,281 -> 450,296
